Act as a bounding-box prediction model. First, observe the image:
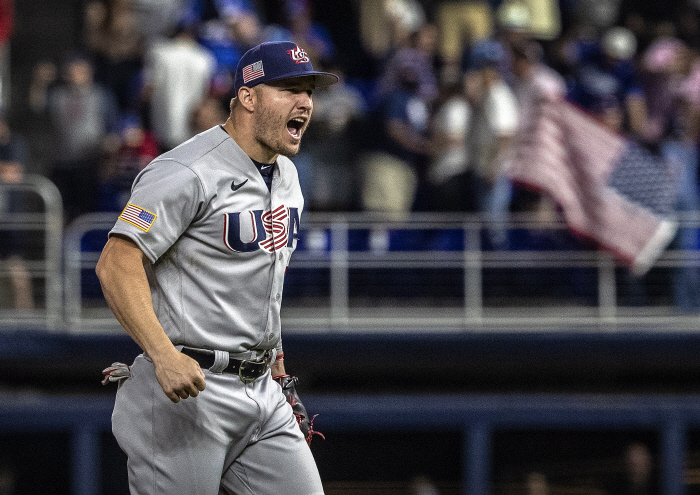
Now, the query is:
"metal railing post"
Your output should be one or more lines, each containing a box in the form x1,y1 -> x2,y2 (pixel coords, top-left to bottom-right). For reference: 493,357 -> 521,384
661,416 -> 687,495
63,212 -> 117,331
71,424 -> 101,495
597,252 -> 617,321
464,420 -> 491,495
464,221 -> 483,322
0,175 -> 63,329
329,218 -> 349,327
63,219 -> 84,328
30,175 -> 63,330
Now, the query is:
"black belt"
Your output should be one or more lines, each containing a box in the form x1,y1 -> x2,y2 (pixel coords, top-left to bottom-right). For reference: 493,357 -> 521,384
181,347 -> 270,382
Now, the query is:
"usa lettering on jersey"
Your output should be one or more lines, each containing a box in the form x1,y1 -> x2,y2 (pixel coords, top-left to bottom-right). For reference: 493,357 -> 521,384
223,206 -> 300,253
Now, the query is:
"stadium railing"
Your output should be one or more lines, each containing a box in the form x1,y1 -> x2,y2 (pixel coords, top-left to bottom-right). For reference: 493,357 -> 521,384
0,174 -> 63,328
2,200 -> 700,332
57,211 -> 700,334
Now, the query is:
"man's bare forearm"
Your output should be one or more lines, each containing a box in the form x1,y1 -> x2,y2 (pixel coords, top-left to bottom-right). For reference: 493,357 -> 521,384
96,235 -> 206,402
96,235 -> 174,358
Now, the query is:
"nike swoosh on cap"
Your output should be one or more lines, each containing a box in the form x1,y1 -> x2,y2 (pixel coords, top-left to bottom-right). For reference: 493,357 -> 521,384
231,179 -> 248,191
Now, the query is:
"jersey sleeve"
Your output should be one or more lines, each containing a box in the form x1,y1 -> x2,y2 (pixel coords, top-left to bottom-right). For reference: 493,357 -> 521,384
110,159 -> 205,263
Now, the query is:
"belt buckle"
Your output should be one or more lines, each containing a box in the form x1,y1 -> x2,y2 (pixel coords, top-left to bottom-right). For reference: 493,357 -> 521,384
238,359 -> 263,383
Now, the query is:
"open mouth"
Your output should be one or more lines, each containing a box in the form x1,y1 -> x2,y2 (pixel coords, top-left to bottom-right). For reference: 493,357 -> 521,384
287,117 -> 305,139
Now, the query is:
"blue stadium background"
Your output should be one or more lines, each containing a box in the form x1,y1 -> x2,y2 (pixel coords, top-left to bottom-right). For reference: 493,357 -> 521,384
4,1 -> 700,494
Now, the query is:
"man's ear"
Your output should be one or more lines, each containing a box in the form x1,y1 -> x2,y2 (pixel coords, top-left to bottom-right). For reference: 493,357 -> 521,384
237,86 -> 256,112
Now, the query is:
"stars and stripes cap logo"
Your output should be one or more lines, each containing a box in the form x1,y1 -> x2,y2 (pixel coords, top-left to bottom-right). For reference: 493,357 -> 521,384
119,203 -> 157,232
287,45 -> 310,64
242,60 -> 264,84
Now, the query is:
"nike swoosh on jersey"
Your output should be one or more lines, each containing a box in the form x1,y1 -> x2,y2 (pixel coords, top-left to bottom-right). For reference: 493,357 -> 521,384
231,179 -> 249,191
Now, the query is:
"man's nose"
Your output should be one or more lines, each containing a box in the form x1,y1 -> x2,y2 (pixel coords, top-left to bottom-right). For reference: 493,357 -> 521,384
297,92 -> 312,110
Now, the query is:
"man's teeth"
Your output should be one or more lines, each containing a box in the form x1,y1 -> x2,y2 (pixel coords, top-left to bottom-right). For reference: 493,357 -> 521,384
288,118 -> 304,137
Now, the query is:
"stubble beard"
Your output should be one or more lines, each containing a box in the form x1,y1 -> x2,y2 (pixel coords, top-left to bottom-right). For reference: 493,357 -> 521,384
253,98 -> 302,158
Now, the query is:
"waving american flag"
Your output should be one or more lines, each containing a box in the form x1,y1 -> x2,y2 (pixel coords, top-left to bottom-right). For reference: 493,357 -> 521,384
508,99 -> 677,275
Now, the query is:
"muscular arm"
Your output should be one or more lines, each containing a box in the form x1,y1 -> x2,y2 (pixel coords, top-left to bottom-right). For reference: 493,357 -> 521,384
95,234 -> 205,403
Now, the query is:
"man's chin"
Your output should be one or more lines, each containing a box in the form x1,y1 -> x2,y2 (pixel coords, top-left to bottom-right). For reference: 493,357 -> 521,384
279,143 -> 301,158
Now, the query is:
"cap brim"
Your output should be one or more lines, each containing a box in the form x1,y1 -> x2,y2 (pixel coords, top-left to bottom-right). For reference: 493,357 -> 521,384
264,71 -> 339,87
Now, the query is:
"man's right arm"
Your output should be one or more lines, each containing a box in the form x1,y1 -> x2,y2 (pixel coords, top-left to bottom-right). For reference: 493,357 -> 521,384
95,234 -> 205,403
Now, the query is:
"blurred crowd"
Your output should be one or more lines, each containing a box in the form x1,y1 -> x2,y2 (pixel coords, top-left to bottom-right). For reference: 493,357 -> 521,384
7,0 -> 700,219
2,0 -> 700,309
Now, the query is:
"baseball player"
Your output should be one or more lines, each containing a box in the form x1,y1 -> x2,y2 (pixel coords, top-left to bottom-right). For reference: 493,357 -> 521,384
96,41 -> 337,494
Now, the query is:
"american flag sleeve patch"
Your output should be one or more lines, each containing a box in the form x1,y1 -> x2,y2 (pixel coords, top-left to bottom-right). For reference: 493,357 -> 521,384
119,203 -> 157,232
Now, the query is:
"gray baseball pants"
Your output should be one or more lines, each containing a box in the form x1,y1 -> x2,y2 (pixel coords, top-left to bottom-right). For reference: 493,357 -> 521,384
111,354 -> 324,494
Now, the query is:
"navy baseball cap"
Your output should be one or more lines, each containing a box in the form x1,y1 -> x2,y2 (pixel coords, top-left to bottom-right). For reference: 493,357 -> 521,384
467,40 -> 505,71
233,41 -> 338,95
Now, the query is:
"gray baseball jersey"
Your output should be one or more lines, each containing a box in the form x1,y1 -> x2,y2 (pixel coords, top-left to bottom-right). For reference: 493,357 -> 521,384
110,125 -> 303,355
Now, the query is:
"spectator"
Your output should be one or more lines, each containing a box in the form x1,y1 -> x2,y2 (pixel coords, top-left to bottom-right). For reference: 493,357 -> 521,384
130,0 -> 188,43
568,26 -> 649,140
465,39 -> 519,247
98,113 -> 158,212
424,78 -> 474,212
142,24 -> 215,151
0,0 -> 12,114
506,38 -> 594,272
642,37 -> 700,311
518,0 -> 562,41
46,52 -> 120,222
0,117 -> 34,311
284,0 -> 336,68
495,2 -> 535,62
190,95 -> 228,135
179,0 -> 261,95
227,8 -> 283,52
376,26 -> 439,105
83,0 -> 145,112
605,442 -> 659,495
360,51 -> 432,215
459,1 -> 534,90
301,65 -> 367,211
414,22 -> 444,83
358,0 -> 426,61
524,471 -> 550,495
641,36 -> 698,143
25,60 -> 59,177
409,474 -> 440,495
509,40 -> 566,220
27,60 -> 57,115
